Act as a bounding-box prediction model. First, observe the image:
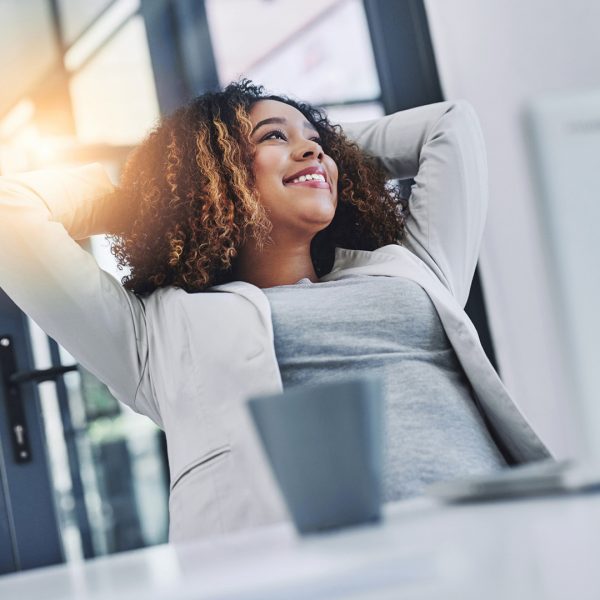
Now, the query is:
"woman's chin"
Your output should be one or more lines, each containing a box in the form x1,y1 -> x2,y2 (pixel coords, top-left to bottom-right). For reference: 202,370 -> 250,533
301,202 -> 336,229
266,192 -> 337,235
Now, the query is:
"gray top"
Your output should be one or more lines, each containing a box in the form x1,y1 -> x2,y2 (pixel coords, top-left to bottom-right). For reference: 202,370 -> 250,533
263,274 -> 507,501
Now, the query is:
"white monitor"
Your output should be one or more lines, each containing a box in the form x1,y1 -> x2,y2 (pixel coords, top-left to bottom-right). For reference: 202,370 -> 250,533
526,88 -> 600,460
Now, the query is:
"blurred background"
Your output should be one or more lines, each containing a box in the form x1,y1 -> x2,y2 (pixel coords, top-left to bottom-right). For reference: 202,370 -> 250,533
0,0 -> 599,576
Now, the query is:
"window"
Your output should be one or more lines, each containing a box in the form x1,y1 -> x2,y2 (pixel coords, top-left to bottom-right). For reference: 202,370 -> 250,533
69,15 -> 160,145
205,0 -> 383,122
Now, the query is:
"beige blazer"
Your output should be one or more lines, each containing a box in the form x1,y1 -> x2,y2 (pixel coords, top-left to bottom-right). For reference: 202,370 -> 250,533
0,101 -> 550,542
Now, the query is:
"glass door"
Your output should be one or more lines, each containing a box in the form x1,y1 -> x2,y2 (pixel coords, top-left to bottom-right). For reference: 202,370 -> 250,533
27,311 -> 171,564
0,291 -> 63,573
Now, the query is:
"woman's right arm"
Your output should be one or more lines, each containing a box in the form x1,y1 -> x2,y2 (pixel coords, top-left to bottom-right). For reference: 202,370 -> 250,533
0,164 -> 162,427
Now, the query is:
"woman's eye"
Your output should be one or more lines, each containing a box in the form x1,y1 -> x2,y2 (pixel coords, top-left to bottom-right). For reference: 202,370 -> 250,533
262,129 -> 287,141
260,130 -> 322,144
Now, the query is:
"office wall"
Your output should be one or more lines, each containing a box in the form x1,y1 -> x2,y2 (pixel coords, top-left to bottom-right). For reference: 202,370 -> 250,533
423,0 -> 600,457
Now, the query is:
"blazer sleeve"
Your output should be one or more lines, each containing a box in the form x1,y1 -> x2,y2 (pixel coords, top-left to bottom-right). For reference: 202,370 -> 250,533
0,164 -> 162,428
340,100 -> 488,308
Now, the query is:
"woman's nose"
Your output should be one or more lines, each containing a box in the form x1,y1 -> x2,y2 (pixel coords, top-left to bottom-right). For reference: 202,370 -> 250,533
295,139 -> 324,160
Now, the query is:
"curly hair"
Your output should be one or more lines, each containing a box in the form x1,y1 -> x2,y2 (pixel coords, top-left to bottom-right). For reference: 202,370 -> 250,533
107,79 -> 408,295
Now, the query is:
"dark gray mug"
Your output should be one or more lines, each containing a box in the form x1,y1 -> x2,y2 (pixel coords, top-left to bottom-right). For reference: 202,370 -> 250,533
247,377 -> 384,534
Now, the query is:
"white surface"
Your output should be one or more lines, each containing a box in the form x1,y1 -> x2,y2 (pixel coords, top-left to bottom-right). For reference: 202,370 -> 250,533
423,0 -> 600,459
2,495 -> 600,599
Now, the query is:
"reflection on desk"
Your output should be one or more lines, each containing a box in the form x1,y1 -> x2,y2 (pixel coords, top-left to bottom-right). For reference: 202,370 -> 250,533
1,495 -> 600,599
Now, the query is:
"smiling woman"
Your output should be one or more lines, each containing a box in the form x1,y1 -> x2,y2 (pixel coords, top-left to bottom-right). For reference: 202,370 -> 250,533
0,78 -> 551,544
234,98 -> 341,288
107,80 -> 406,293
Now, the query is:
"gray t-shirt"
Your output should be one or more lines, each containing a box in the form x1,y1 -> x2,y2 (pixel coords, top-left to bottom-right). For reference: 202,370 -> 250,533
263,274 -> 506,502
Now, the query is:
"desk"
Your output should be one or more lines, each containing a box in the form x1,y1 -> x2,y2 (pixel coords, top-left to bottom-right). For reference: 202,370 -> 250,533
1,494 -> 599,599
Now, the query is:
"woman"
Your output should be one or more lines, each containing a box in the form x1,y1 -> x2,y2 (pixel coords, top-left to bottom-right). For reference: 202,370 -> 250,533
0,80 -> 549,542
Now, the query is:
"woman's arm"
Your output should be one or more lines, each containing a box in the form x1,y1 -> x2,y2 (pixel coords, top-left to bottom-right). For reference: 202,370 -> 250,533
0,164 -> 161,427
341,101 -> 488,308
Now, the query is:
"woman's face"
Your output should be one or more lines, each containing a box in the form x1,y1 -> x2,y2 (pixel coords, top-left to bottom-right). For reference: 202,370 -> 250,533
248,99 -> 338,240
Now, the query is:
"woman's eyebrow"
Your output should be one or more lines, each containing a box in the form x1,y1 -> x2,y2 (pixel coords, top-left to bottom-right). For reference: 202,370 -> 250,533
251,117 -> 317,136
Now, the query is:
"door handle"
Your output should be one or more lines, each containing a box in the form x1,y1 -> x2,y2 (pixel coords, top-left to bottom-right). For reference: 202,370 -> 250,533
0,335 -> 77,464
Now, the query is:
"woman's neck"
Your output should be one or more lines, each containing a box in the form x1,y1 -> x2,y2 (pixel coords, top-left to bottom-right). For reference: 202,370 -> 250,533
232,239 -> 318,289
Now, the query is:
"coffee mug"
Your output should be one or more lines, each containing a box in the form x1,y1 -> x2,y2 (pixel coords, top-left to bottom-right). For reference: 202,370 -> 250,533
247,377 -> 384,534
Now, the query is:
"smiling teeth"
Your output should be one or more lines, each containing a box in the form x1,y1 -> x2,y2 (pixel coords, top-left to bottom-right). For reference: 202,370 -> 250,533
290,173 -> 326,183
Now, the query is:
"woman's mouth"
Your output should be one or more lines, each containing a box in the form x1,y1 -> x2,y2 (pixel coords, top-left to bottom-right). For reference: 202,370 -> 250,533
284,173 -> 330,190
285,180 -> 330,190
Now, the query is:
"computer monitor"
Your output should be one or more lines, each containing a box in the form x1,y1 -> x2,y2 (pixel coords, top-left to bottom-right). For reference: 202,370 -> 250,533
526,88 -> 600,460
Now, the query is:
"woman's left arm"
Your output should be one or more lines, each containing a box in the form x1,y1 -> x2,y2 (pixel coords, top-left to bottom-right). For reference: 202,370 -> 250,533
341,101 -> 488,308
